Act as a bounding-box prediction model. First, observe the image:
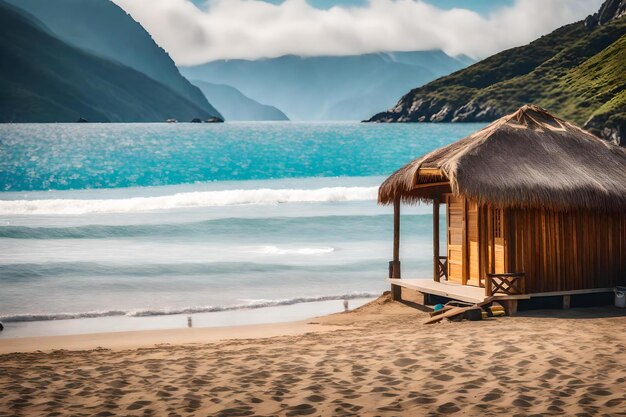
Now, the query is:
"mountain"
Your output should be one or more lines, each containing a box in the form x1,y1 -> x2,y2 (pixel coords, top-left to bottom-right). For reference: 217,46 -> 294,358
367,0 -> 626,146
7,0 -> 220,118
181,51 -> 472,121
0,1 -> 218,122
193,81 -> 289,121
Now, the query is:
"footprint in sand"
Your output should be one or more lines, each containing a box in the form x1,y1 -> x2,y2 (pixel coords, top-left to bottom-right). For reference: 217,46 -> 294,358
512,396 -> 533,408
411,396 -> 436,405
126,400 -> 151,410
109,380 -> 129,389
605,398 -> 623,407
305,394 -> 325,403
587,387 -> 612,396
437,402 -> 461,414
183,394 -> 202,410
481,389 -> 502,402
393,358 -> 417,367
217,406 -> 254,416
285,403 -> 317,416
377,368 -> 393,375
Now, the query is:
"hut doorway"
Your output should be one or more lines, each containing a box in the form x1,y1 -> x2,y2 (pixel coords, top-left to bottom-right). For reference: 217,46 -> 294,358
446,195 -> 464,284
445,196 -> 483,286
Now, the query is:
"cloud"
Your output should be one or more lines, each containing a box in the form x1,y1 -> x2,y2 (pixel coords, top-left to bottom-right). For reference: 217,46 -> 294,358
113,0 -> 602,65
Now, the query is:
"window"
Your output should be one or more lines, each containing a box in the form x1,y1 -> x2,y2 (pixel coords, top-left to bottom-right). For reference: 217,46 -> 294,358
494,208 -> 502,238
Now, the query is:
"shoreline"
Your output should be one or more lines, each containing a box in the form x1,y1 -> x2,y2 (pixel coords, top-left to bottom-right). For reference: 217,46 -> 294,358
0,320 -> 340,354
0,297 -> 374,347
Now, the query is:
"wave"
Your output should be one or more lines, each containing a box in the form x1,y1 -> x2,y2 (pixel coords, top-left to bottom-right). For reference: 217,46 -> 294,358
0,260 -> 383,279
249,245 -> 335,255
0,214 -> 420,239
0,292 -> 379,322
0,186 -> 378,215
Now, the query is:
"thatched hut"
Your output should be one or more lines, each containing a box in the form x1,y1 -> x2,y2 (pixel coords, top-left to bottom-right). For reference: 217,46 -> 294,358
381,105 -> 626,313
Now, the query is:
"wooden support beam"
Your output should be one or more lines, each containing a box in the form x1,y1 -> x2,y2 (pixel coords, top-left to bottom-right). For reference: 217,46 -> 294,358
390,196 -> 402,301
393,196 -> 400,264
485,275 -> 493,297
489,206 -> 495,274
417,167 -> 442,175
563,295 -> 571,309
433,198 -> 440,282
501,299 -> 518,316
412,181 -> 450,189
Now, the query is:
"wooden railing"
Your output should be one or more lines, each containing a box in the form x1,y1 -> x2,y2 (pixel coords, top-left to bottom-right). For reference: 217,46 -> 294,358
437,256 -> 448,281
486,272 -> 525,296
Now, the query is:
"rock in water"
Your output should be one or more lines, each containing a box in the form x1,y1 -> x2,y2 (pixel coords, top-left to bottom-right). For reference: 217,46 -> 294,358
190,118 -> 202,123
0,322 -> 4,331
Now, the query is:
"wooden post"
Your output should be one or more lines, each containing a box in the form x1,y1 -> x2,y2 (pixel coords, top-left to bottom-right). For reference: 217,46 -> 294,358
563,295 -> 571,309
501,299 -> 518,316
390,196 -> 402,301
489,206 -> 495,274
433,198 -> 440,282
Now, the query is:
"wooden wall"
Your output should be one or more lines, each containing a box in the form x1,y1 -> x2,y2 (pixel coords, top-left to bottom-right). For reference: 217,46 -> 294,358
444,196 -> 626,292
506,208 -> 626,293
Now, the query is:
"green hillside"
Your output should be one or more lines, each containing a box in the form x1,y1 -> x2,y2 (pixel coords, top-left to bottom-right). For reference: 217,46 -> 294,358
7,0 -> 221,118
368,3 -> 626,145
0,1 -> 215,122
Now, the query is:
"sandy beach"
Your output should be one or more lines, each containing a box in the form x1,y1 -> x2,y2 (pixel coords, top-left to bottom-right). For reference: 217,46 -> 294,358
1,293 -> 625,416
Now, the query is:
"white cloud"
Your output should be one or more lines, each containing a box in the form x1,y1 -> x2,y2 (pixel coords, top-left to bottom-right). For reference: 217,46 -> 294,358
113,0 -> 602,65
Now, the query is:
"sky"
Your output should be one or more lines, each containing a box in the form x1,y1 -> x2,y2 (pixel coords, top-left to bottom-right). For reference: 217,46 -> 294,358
113,0 -> 603,65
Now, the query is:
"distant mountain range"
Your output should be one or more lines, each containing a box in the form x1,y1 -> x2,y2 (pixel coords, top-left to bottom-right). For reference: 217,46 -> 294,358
367,0 -> 626,146
0,1 -> 221,123
4,0 -> 221,121
193,81 -> 288,121
181,52 -> 473,121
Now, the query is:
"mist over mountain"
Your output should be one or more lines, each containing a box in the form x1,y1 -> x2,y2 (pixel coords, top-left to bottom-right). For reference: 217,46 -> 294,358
181,51 -> 472,121
7,0 -> 220,118
0,1 -> 219,122
193,81 -> 288,121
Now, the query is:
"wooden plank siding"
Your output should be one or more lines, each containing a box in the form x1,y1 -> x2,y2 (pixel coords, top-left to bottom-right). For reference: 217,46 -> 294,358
445,197 -> 626,293
505,208 -> 626,293
467,202 -> 480,286
446,195 -> 464,283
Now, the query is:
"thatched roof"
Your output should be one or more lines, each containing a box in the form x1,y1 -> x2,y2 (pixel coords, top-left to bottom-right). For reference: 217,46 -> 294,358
379,105 -> 626,212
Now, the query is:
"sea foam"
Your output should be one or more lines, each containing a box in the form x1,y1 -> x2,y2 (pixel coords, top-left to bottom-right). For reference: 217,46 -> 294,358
0,186 -> 378,215
250,245 -> 335,255
0,292 -> 379,322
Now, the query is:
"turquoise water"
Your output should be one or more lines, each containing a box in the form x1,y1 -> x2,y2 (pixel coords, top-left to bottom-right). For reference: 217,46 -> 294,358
0,122 -> 480,192
0,122 -> 482,331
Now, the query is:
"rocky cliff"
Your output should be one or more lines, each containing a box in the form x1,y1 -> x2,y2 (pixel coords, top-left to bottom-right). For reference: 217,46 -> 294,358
367,0 -> 626,146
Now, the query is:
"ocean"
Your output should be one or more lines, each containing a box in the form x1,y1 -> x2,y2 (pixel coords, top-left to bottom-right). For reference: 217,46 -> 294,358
0,122 -> 483,336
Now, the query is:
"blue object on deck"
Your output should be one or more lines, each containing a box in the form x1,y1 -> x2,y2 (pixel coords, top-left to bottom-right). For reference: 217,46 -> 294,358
434,304 -> 444,311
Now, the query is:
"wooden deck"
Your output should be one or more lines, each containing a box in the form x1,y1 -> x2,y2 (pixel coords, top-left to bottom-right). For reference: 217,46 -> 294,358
389,278 -> 615,303
388,278 -> 530,304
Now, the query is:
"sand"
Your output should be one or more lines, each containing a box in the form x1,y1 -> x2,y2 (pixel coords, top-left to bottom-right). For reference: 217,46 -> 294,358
1,292 -> 625,416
